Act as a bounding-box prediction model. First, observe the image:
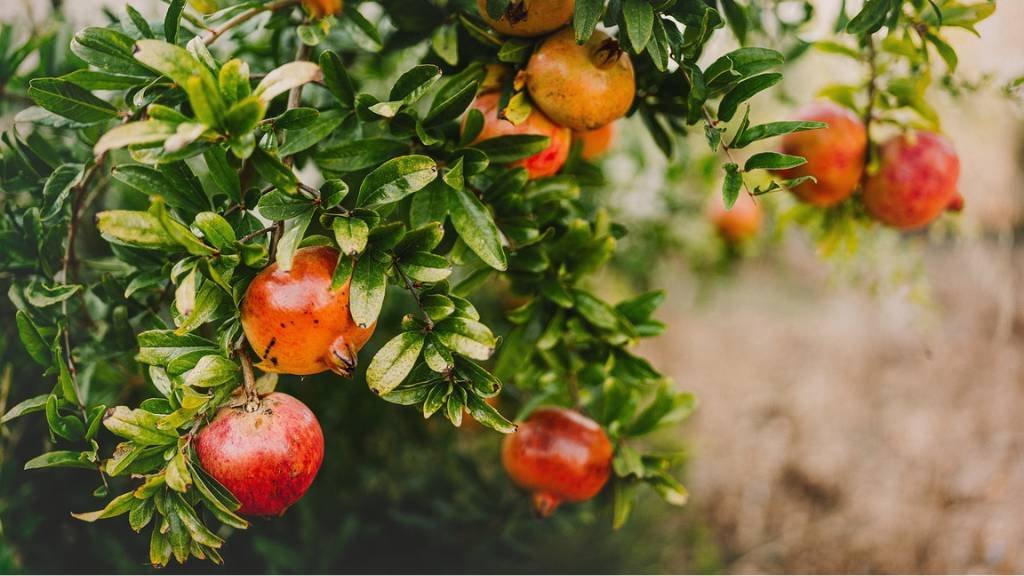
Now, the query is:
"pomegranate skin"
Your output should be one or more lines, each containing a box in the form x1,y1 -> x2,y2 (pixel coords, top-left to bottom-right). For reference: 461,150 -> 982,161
779,102 -> 867,207
863,131 -> 961,230
475,0 -> 574,37
525,28 -> 635,131
241,246 -> 375,376
196,392 -> 324,516
502,407 -> 613,516
464,92 -> 571,179
573,123 -> 615,160
707,192 -> 762,244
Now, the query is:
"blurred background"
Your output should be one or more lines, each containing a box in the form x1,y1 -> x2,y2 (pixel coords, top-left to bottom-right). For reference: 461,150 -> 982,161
1,0 -> 1022,573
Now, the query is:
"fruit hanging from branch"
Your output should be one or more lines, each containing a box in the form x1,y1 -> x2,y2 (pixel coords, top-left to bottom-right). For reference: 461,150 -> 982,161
707,191 -> 762,245
502,407 -> 613,517
779,101 -> 867,207
525,28 -> 635,131
463,91 -> 571,179
241,246 -> 376,377
476,0 -> 574,37
863,131 -> 962,230
196,392 -> 325,516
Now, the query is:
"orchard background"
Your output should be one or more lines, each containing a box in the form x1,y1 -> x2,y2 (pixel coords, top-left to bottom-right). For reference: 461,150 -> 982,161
0,0 -> 1022,573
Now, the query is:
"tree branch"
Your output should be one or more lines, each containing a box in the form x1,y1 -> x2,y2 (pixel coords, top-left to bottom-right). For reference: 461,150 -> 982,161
204,0 -> 301,46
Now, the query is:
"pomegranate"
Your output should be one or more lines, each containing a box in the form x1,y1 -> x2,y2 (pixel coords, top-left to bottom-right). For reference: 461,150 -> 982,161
525,28 -> 635,131
779,102 -> 867,207
475,0 -> 574,37
196,392 -> 324,516
863,131 -> 961,229
463,91 -> 571,179
502,407 -> 613,516
241,246 -> 375,376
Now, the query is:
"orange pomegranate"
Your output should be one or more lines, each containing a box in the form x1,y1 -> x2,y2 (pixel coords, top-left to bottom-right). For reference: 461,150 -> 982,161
525,28 -> 635,131
241,246 -> 375,376
475,0 -> 574,37
706,191 -> 762,244
779,102 -> 867,207
573,123 -> 615,160
463,91 -> 571,179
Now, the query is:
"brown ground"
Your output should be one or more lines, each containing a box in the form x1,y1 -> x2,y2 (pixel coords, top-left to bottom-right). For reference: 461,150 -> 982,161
642,240 -> 1024,574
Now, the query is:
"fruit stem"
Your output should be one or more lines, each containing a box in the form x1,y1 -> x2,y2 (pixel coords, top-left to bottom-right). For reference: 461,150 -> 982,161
238,347 -> 261,413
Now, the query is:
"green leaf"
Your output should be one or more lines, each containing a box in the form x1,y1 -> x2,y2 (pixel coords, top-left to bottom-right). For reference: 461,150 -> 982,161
646,17 -> 670,71
28,78 -> 118,124
24,449 -> 96,470
720,0 -> 747,44
251,146 -> 298,195
448,186 -> 507,271
223,95 -> 265,136
165,451 -> 192,492
253,61 -> 322,103
2,394 -> 49,424
316,139 -> 409,173
133,39 -> 199,85
71,27 -> 152,76
473,134 -> 549,163
730,120 -> 826,148
648,471 -> 689,505
717,73 -> 782,122
350,251 -> 389,328
574,0 -> 604,43
94,120 -> 177,156
164,0 -> 186,43
72,492 -> 135,522
390,65 -> 442,106
366,332 -> 426,395
356,155 -> 438,208
466,393 -> 516,433
15,311 -> 51,367
113,164 -> 209,214
846,0 -> 893,35
319,50 -> 356,108
722,163 -> 742,208
398,252 -> 451,283
103,406 -> 178,446
925,31 -> 958,72
333,217 -> 369,256
256,190 -> 313,220
96,210 -> 178,250
340,5 -> 383,52
704,47 -> 784,92
612,479 -> 638,530
431,24 -> 459,66
183,355 -> 239,388
275,211 -> 314,272
744,152 -> 807,171
150,525 -> 172,567
425,79 -> 478,126
621,0 -> 654,52
573,289 -> 622,332
435,317 -> 496,360
279,110 -> 345,156
193,212 -> 236,249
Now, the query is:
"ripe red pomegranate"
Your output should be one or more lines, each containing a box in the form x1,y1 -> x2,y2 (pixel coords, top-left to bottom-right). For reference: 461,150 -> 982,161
779,102 -> 867,207
241,246 -> 375,376
863,131 -> 961,229
196,392 -> 324,516
573,123 -> 615,160
502,407 -> 613,516
525,28 -> 635,131
475,0 -> 574,37
706,191 -> 762,244
463,91 -> 571,179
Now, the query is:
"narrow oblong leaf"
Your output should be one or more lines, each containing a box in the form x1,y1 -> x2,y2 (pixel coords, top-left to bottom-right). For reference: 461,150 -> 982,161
356,155 -> 438,208
366,332 -> 426,395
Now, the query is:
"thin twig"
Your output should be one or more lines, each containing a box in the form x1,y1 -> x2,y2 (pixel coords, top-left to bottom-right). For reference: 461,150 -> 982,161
394,262 -> 434,329
238,225 -> 277,244
233,336 -> 260,413
204,0 -> 300,46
